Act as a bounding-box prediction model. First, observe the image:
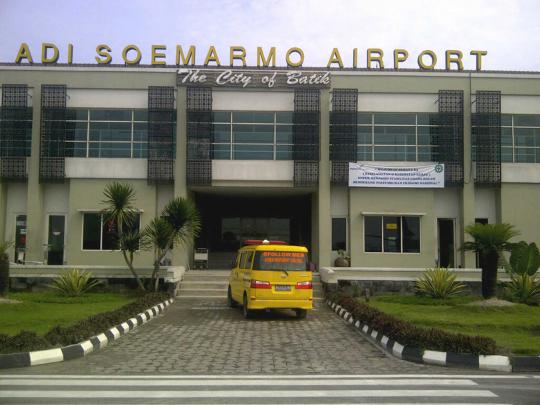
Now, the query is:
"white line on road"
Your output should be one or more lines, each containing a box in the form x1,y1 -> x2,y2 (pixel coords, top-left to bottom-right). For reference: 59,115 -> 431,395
0,389 -> 498,399
1,374 -> 537,379
0,378 -> 478,386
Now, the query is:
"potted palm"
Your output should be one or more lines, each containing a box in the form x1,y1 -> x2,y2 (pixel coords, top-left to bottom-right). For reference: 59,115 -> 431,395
334,249 -> 350,267
0,241 -> 14,297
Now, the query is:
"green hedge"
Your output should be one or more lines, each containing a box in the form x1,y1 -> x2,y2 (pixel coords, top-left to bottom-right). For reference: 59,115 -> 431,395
0,292 -> 170,354
329,292 -> 498,355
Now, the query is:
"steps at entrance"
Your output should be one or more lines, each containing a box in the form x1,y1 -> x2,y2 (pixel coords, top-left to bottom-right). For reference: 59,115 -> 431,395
176,270 -> 325,301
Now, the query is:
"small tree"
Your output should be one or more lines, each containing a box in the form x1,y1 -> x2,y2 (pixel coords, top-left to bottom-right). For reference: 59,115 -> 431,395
144,197 -> 201,291
0,241 -> 14,297
101,182 -> 145,291
462,223 -> 519,299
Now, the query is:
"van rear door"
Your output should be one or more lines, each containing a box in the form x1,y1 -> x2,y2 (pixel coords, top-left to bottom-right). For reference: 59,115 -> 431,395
250,250 -> 312,301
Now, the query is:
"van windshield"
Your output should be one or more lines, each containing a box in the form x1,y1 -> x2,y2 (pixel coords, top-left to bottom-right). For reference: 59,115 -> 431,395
252,251 -> 307,271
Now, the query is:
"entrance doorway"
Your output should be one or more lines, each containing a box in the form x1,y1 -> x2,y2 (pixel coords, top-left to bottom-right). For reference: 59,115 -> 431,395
437,218 -> 455,268
195,192 -> 311,269
47,215 -> 65,265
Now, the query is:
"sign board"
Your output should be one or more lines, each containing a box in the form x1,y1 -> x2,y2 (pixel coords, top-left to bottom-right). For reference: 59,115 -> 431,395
349,162 -> 445,188
177,69 -> 331,89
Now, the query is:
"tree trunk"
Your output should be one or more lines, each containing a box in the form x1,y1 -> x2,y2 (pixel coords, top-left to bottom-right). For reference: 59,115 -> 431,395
153,260 -> 160,292
122,250 -> 146,291
0,253 -> 9,297
481,250 -> 499,299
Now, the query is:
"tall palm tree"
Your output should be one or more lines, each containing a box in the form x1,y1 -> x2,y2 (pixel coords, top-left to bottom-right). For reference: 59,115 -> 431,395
101,182 -> 145,291
462,223 -> 519,299
144,197 -> 201,291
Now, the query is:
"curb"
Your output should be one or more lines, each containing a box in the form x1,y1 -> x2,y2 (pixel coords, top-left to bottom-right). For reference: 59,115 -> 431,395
0,298 -> 174,369
327,299 -> 540,373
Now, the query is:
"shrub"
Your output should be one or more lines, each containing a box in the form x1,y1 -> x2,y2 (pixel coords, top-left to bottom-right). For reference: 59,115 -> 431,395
329,292 -> 497,354
504,273 -> 540,305
0,331 -> 49,354
415,267 -> 467,299
508,242 -> 540,276
48,269 -> 102,297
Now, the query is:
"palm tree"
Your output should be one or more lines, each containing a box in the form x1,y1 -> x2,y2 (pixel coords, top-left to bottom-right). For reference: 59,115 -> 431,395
462,223 -> 519,299
144,197 -> 201,291
101,182 -> 146,291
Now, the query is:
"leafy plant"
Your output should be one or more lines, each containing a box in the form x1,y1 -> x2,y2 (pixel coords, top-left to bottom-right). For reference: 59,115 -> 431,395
144,197 -> 201,291
508,242 -> 540,276
101,182 -> 145,291
415,267 -> 467,299
462,223 -> 520,299
0,241 -> 14,297
49,269 -> 102,297
504,273 -> 540,305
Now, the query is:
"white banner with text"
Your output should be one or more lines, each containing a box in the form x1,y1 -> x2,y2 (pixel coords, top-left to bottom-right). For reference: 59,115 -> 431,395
348,162 -> 445,188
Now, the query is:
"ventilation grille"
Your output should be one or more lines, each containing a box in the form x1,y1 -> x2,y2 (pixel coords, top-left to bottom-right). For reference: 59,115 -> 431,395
186,87 -> 212,186
147,86 -> 175,184
473,91 -> 501,185
330,89 -> 358,184
0,84 -> 30,181
436,90 -> 464,187
40,85 -> 66,183
293,89 -> 320,187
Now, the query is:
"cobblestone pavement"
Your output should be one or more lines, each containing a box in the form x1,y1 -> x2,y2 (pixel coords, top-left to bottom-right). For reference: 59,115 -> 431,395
2,299 -> 484,375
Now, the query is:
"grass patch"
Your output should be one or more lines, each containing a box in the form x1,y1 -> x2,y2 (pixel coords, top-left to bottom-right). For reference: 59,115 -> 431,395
370,294 -> 540,355
0,292 -> 134,336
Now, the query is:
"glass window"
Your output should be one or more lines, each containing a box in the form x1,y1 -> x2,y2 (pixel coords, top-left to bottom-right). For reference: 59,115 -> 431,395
213,144 -> 231,159
233,144 -> 273,160
83,213 -> 140,250
252,251 -> 307,271
501,114 -> 512,126
276,112 -> 293,124
89,122 -> 131,142
374,126 -> 416,145
89,142 -> 132,158
233,124 -> 274,143
357,126 -> 372,144
133,110 -> 148,121
90,109 -> 132,121
417,113 -> 438,125
364,215 -> 420,253
357,146 -> 373,161
402,216 -> 420,253
213,111 -> 231,123
133,123 -> 147,142
514,115 -> 540,127
332,218 -> 347,251
357,113 -> 372,125
276,145 -> 293,160
214,124 -> 231,143
501,127 -> 513,146
276,125 -> 293,143
374,146 -> 416,161
83,213 -> 101,250
383,216 -> 401,253
374,113 -> 416,125
233,111 -> 274,123
364,216 -> 382,252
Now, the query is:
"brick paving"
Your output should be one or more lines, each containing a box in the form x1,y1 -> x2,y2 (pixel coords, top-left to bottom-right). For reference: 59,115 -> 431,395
2,298 -> 477,375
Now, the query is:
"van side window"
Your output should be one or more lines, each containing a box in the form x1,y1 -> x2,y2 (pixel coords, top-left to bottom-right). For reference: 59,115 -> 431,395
240,252 -> 248,269
245,251 -> 254,269
235,253 -> 242,268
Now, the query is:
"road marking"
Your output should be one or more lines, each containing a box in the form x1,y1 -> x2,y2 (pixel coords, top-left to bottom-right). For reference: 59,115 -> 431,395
0,378 -> 478,386
0,389 -> 498,399
1,374 -> 537,379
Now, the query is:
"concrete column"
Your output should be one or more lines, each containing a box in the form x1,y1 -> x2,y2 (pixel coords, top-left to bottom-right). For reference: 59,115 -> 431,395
460,87 -> 476,268
317,89 -> 332,268
24,86 -> 44,262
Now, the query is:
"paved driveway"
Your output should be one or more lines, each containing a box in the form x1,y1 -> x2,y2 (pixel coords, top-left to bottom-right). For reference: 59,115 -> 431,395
3,298 -> 471,375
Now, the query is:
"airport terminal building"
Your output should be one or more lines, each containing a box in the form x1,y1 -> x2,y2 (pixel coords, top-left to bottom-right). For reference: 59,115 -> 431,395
1,59 -> 539,271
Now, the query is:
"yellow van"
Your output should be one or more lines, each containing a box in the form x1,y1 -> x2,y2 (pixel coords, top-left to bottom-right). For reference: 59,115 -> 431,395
227,240 -> 312,319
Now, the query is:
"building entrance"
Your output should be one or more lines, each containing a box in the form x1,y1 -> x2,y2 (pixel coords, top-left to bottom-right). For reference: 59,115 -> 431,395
195,192 -> 312,269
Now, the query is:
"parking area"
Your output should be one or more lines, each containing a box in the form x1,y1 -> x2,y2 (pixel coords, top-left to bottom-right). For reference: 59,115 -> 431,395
3,298 -> 466,375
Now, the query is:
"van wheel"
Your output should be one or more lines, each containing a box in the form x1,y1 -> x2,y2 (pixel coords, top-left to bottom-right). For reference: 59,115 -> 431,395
295,309 -> 307,319
227,286 -> 236,308
243,294 -> 252,319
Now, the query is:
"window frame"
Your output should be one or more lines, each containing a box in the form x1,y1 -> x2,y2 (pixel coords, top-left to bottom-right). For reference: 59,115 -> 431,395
362,214 -> 421,254
81,211 -> 141,251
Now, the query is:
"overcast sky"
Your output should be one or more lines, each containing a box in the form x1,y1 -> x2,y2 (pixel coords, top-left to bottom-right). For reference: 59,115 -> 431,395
1,0 -> 539,70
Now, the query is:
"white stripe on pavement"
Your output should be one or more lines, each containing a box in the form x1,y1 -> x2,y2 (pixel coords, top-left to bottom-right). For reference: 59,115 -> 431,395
0,389 -> 498,399
1,374 -> 537,379
0,378 -> 478,386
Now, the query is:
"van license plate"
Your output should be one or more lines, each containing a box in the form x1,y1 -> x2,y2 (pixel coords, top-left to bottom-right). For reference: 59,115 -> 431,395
275,285 -> 291,291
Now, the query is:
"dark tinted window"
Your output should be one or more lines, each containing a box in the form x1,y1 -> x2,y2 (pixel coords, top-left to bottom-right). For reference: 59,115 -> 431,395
252,251 -> 307,271
332,218 -> 347,251
364,216 -> 382,252
83,214 -> 101,250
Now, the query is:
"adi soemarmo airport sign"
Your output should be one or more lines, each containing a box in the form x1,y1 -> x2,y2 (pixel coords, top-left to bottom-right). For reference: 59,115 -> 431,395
12,43 -> 488,71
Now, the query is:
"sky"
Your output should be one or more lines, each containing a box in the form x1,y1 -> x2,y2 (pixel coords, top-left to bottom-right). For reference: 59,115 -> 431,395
0,0 -> 539,71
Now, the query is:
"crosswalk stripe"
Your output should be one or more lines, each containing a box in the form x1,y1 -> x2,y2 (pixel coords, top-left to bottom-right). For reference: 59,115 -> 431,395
0,378 -> 478,386
0,389 -> 498,399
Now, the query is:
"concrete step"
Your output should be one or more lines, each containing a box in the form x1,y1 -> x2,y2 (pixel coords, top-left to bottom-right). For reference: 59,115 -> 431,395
180,281 -> 229,289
